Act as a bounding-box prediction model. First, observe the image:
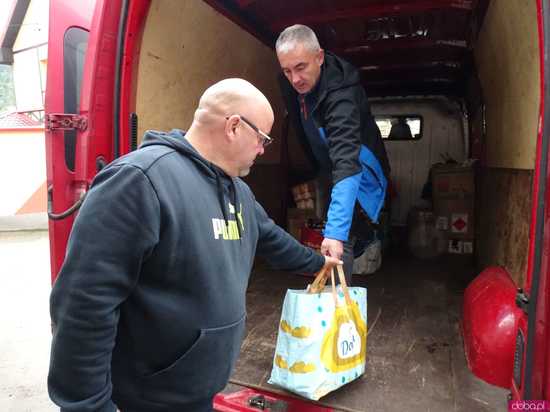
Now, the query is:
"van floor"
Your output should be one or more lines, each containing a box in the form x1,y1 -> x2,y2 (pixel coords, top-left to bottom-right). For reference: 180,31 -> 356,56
224,253 -> 509,412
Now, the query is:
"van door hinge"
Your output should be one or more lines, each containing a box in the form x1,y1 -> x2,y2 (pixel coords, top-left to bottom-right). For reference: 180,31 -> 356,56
515,288 -> 529,314
45,113 -> 88,131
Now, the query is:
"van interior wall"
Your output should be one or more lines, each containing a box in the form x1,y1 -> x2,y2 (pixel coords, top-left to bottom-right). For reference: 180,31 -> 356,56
473,0 -> 540,286
371,100 -> 466,226
135,0 -> 286,224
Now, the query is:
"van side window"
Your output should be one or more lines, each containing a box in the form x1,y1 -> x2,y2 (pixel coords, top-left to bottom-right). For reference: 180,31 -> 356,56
63,28 -> 89,171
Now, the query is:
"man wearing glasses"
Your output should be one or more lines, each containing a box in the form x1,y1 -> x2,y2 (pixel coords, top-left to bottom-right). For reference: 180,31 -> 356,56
276,24 -> 391,285
48,78 -> 342,412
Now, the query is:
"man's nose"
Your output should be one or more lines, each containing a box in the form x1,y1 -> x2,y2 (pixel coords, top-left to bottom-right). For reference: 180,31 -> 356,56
290,72 -> 300,85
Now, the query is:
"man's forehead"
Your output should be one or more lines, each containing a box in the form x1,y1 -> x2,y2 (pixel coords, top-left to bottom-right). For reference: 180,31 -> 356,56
279,46 -> 316,66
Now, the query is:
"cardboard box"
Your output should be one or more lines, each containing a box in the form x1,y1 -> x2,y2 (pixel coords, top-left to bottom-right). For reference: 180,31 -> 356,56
432,164 -> 475,249
291,181 -> 316,202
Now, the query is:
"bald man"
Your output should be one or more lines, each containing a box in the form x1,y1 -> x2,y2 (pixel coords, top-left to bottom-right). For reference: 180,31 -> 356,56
48,79 -> 341,412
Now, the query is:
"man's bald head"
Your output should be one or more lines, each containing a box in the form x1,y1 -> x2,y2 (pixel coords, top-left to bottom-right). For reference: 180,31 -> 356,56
185,78 -> 275,177
193,78 -> 274,127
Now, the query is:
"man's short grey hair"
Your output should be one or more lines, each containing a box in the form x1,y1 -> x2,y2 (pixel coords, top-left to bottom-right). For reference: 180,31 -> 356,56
275,24 -> 321,54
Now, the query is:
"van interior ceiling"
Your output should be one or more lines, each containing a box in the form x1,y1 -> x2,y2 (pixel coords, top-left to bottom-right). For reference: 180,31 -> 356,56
130,0 -> 540,410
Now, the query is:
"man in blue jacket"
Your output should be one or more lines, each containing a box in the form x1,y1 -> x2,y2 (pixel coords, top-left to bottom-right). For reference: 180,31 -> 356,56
276,24 -> 391,284
48,78 -> 341,412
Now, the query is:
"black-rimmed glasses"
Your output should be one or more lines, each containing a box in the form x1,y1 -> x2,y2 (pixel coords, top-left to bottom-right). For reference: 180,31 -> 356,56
226,115 -> 273,147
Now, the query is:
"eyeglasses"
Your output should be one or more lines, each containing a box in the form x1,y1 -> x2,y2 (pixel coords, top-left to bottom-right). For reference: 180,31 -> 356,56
226,115 -> 273,147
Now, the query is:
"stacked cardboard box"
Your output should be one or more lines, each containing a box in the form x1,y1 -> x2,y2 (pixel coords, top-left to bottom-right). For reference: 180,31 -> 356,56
431,164 -> 475,255
291,181 -> 317,210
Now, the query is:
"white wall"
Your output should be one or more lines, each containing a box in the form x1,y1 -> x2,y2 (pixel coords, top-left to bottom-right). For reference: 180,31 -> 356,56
0,131 -> 46,215
12,45 -> 47,111
372,99 -> 466,225
12,0 -> 49,112
12,0 -> 48,51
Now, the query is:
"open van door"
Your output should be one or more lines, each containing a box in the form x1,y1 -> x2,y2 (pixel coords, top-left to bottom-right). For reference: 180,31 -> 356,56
45,0 -> 127,282
45,0 -> 95,282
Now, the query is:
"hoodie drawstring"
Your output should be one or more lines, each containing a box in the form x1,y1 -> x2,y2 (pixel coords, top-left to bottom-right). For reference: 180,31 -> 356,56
213,165 -> 242,241
213,167 -> 229,224
230,178 -> 242,240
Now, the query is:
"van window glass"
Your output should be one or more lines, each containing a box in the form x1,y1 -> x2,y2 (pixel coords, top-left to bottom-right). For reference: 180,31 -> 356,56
376,116 -> 423,140
63,28 -> 88,171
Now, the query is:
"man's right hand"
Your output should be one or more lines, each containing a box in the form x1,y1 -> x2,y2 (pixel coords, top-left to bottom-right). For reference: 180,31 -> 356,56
321,237 -> 344,260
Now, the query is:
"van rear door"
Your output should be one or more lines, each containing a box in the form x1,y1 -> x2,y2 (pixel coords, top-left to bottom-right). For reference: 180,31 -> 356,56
46,0 -> 126,282
45,0 -> 95,282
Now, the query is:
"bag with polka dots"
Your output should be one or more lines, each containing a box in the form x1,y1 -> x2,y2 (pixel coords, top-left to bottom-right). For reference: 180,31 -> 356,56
268,265 -> 367,400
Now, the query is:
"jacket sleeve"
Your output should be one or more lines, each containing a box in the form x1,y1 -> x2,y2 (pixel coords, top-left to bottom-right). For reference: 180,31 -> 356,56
322,88 -> 363,241
254,200 -> 324,273
324,172 -> 361,241
48,164 -> 160,412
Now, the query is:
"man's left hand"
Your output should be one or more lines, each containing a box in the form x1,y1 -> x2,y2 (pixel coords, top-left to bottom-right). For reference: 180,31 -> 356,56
321,238 -> 344,260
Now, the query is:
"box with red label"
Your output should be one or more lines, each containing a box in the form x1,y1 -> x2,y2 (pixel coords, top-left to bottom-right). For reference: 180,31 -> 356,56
431,164 -> 475,252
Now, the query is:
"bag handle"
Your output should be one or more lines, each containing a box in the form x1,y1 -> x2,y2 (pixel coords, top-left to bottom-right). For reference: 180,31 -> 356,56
310,264 -> 354,307
335,265 -> 353,306
308,265 -> 329,294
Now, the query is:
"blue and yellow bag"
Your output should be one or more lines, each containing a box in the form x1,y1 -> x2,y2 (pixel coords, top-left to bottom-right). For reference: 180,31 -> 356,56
268,265 -> 367,400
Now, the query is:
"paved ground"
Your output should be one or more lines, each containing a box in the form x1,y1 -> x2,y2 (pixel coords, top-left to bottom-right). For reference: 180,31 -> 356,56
0,230 -> 56,411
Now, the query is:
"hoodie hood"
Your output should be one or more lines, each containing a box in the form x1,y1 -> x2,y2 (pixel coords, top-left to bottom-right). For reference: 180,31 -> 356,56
140,129 -> 217,178
140,129 -> 241,237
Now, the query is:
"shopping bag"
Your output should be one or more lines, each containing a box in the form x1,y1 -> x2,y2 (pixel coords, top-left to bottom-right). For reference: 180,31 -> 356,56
268,265 -> 367,400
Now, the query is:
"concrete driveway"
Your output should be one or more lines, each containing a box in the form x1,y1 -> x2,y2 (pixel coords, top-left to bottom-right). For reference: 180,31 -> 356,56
0,230 -> 56,411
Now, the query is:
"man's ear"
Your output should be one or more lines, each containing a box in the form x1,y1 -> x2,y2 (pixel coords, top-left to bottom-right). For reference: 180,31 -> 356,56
225,115 -> 240,142
317,49 -> 325,67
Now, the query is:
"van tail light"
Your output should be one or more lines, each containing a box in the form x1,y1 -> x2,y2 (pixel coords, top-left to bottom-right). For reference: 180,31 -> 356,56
462,266 -> 522,388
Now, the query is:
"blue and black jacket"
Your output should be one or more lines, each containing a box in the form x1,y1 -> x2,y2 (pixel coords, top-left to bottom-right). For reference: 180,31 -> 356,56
280,51 -> 391,242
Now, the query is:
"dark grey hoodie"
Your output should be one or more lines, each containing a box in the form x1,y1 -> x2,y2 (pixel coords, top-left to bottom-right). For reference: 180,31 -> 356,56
48,130 -> 324,412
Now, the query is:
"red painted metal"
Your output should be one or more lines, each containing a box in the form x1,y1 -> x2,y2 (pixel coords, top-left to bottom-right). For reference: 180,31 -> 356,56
525,0 -> 546,306
46,0 -> 124,282
462,266 -> 522,388
45,0 -> 95,282
203,0 -> 487,97
235,0 -> 257,7
213,388 -> 333,411
202,0 -> 274,47
339,38 -> 468,55
119,0 -> 151,156
520,0 -> 550,400
270,0 -> 473,31
77,0 -> 123,183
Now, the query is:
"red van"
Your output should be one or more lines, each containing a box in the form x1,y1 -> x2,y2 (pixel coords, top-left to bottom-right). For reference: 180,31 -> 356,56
46,0 -> 550,410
